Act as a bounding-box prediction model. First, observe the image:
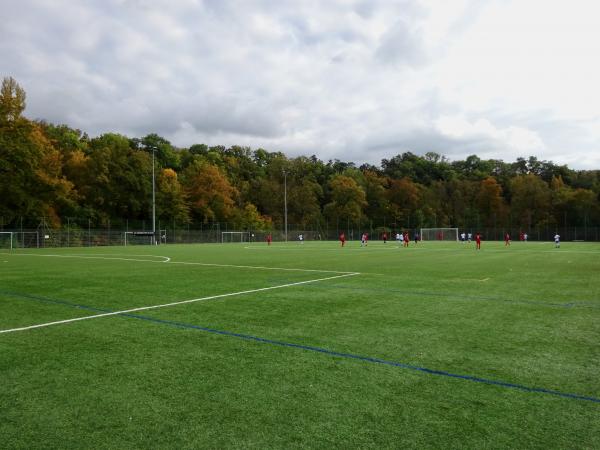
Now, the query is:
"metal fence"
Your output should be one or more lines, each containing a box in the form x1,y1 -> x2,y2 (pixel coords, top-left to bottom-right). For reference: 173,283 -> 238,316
1,225 -> 599,248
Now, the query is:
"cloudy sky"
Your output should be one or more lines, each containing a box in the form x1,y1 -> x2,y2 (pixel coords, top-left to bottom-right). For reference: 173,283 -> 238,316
2,0 -> 600,169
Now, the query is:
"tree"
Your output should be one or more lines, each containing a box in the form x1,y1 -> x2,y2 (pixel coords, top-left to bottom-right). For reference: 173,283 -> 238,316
362,170 -> 389,225
285,157 -> 324,228
0,76 -> 26,122
476,177 -> 506,227
510,174 -> 552,229
323,175 -> 367,227
234,203 -> 272,231
137,134 -> 180,169
182,161 -> 238,223
386,177 -> 422,229
0,80 -> 77,226
156,168 -> 189,224
76,133 -> 152,223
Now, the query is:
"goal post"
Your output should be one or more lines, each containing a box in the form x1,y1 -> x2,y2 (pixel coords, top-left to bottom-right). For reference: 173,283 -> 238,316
221,231 -> 251,243
420,227 -> 459,242
124,230 -> 167,246
0,232 -> 13,250
124,231 -> 152,246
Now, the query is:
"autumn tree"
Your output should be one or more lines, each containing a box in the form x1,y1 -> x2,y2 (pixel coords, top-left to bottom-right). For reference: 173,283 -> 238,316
0,78 -> 76,226
183,161 -> 238,223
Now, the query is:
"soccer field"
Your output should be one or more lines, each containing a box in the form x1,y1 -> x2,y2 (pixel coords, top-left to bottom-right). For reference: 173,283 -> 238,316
1,241 -> 599,448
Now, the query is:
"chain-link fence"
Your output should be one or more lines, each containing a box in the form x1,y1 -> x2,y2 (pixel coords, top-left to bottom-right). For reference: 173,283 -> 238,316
1,225 -> 599,248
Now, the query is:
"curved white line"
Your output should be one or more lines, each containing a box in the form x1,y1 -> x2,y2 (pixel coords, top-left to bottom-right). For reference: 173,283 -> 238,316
0,253 -> 171,263
0,253 -> 350,273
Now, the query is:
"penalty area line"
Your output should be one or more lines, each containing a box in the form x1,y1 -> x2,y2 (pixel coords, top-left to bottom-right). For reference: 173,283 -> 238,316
0,272 -> 360,335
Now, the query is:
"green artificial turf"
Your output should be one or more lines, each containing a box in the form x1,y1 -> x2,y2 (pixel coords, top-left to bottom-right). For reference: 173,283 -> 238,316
1,240 -> 599,449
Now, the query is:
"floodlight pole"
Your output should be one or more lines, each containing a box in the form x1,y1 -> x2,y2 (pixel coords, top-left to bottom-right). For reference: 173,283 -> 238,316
152,145 -> 156,245
283,169 -> 288,242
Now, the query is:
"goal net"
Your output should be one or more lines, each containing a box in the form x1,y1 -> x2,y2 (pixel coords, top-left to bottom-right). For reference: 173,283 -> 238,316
221,231 -> 252,243
0,232 -> 13,250
420,227 -> 459,242
124,230 -> 166,246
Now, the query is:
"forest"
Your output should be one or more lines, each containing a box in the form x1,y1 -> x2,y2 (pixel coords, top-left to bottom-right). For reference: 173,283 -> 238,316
1,77 -> 599,237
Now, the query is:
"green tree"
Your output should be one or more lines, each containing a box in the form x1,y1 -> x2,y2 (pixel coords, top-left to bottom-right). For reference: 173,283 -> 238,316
157,168 -> 190,224
137,134 -> 180,170
323,175 -> 367,227
476,177 -> 506,227
362,170 -> 389,225
79,133 -> 152,223
510,174 -> 552,229
0,76 -> 26,122
234,203 -> 272,231
386,177 -> 421,228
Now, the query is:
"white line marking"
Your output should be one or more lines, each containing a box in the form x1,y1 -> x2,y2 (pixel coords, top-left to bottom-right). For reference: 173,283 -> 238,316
166,260 -> 353,274
0,253 -> 351,274
0,272 -> 359,334
0,253 -> 171,263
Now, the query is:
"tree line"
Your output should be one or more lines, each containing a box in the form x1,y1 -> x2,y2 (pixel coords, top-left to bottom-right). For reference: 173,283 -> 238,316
1,76 -> 599,234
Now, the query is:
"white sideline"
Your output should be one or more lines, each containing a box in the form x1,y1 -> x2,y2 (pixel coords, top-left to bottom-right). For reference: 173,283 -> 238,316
0,272 -> 359,334
0,253 -> 354,274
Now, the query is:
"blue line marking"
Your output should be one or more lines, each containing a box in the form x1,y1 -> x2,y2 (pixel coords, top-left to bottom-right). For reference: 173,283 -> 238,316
2,289 -> 599,404
0,289 -> 110,313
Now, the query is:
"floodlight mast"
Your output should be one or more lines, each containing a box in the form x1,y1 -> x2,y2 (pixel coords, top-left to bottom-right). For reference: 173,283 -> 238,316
152,145 -> 156,245
283,169 -> 288,242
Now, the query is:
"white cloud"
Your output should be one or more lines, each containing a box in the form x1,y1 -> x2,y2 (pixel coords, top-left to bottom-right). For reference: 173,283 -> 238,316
1,0 -> 599,169
434,116 -> 545,153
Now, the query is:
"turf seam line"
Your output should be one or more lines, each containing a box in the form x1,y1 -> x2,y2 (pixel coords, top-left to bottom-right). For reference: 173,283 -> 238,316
0,272 -> 359,334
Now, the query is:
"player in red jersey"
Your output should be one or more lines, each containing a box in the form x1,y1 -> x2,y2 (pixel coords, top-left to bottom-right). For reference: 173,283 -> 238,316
505,233 -> 511,246
475,233 -> 482,250
339,232 -> 346,247
382,232 -> 388,244
266,234 -> 272,245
